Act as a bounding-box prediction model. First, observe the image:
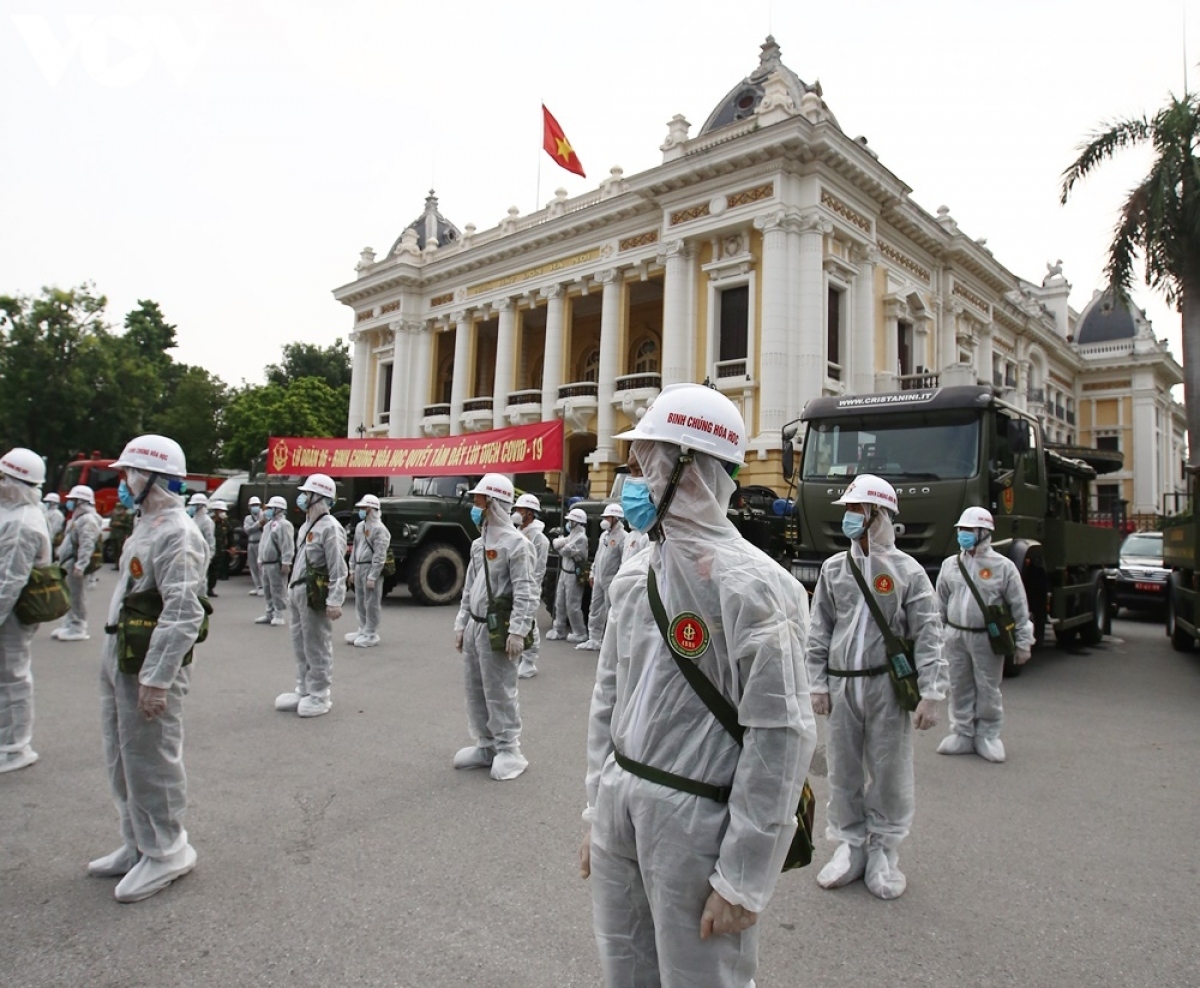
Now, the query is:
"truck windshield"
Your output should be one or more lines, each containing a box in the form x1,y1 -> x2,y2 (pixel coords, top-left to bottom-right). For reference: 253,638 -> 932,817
60,465 -> 83,490
411,476 -> 471,497
802,410 -> 981,481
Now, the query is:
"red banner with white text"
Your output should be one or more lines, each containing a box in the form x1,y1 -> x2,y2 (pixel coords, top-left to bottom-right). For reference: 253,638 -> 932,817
267,420 -> 564,477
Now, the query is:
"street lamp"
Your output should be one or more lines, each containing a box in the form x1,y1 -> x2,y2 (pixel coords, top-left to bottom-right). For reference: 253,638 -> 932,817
356,422 -> 366,439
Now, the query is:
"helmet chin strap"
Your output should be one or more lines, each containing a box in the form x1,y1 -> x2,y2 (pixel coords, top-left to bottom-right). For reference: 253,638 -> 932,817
649,450 -> 692,543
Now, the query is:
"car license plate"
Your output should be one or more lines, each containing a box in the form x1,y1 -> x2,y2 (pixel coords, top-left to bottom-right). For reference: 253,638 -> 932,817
1134,582 -> 1162,592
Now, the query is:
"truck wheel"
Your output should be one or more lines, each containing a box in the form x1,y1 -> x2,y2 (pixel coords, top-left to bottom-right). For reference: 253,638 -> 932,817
408,542 -> 466,606
1079,579 -> 1107,647
228,552 -> 245,577
382,575 -> 396,598
1167,585 -> 1195,652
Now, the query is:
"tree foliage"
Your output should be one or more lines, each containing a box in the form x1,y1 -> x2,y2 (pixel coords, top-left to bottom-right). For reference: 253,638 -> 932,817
223,377 -> 350,469
265,339 -> 351,390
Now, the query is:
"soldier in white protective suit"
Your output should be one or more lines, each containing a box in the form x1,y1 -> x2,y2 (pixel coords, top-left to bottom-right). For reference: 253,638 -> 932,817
346,494 -> 391,648
935,506 -> 1034,763
547,507 -> 589,643
254,496 -> 293,627
512,493 -> 550,680
54,484 -> 103,642
582,384 -> 816,987
806,474 -> 947,900
577,502 -> 626,652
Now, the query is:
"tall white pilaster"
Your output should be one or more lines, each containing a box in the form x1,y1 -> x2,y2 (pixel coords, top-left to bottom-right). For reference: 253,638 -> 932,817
975,323 -> 993,386
595,268 -> 622,460
851,246 -> 877,395
412,322 -> 434,436
795,211 -> 831,407
493,298 -> 516,429
659,240 -> 692,386
388,323 -> 410,438
348,330 -> 371,436
449,310 -> 472,436
753,210 -> 789,438
541,285 -> 566,419
1132,381 -> 1157,511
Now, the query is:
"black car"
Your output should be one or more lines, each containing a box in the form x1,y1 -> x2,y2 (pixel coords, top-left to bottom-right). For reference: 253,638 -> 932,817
1110,531 -> 1168,616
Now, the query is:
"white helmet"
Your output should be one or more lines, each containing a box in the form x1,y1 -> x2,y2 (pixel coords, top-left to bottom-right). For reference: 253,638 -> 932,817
112,434 -> 187,478
248,496 -> 262,506
188,492 -> 208,507
298,473 -> 337,499
955,506 -> 995,531
267,495 -> 288,510
356,494 -> 381,510
208,499 -> 228,512
467,473 -> 515,504
833,474 -> 899,515
602,503 -> 624,519
67,485 -> 96,504
615,383 -> 746,466
514,493 -> 542,513
43,492 -> 61,504
0,447 -> 47,486
567,507 -> 588,525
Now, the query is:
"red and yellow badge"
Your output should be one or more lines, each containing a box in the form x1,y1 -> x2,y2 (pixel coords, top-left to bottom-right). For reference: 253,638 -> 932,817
271,440 -> 289,473
486,549 -> 498,560
129,557 -> 144,579
668,612 -> 710,660
306,532 -> 314,542
979,567 -> 993,580
873,573 -> 896,595
1002,487 -> 1014,514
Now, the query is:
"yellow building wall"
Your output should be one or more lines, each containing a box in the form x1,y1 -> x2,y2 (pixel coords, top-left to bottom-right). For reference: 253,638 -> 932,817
1093,398 -> 1119,427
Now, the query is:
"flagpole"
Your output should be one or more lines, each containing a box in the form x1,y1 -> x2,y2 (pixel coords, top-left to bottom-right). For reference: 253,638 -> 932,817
536,101 -> 543,213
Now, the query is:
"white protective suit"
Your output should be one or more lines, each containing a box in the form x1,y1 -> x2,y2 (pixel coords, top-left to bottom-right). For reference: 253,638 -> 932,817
57,502 -> 102,637
453,499 -> 537,759
350,512 -> 391,645
0,478 -> 52,769
517,518 -> 550,677
585,520 -> 626,646
550,521 -> 588,639
621,527 -> 649,565
192,507 -> 216,557
585,441 -> 816,987
936,538 -> 1034,742
244,512 -> 265,592
44,504 -> 65,545
285,503 -> 347,705
99,481 -> 209,860
258,513 -> 295,623
806,512 -> 947,860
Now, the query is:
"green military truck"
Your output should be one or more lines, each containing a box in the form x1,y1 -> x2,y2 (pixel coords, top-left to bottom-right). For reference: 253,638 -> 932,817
782,386 -> 1122,672
1163,466 -> 1199,651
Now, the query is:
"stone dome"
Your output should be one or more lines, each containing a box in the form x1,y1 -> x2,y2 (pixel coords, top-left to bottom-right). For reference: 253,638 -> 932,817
698,35 -> 839,135
1075,290 -> 1139,345
389,190 -> 461,255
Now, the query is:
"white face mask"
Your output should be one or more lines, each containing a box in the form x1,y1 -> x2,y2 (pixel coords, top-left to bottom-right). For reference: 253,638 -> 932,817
599,519 -> 610,531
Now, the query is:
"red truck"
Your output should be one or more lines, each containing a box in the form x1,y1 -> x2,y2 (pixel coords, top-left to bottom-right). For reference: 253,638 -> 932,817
58,453 -> 225,517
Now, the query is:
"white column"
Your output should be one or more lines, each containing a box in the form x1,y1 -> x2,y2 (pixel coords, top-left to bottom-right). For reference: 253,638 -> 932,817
388,323 -> 410,438
659,240 -> 692,386
939,302 -> 959,370
411,323 -> 434,436
449,310 -> 472,436
881,298 -> 904,390
541,285 -> 565,420
492,298 -> 516,429
1132,380 -> 1157,511
976,323 -> 993,386
595,268 -> 622,460
795,211 -> 831,406
753,210 -> 788,438
851,246 -> 877,395
347,330 -> 371,436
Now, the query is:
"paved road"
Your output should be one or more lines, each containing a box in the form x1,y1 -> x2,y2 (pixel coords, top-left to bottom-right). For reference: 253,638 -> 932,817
3,571 -> 1199,987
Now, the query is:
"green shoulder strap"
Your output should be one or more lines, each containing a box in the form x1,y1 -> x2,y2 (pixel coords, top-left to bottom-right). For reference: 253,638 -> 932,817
646,565 -> 744,746
847,555 -> 908,659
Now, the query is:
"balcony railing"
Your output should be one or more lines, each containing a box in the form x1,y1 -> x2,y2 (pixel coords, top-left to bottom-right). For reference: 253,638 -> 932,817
827,362 -> 842,382
614,373 -> 661,391
1027,387 -> 1045,403
715,358 -> 747,380
898,370 -> 939,391
378,410 -> 390,424
462,397 -> 494,413
1067,410 -> 1076,425
992,371 -> 1004,387
423,403 -> 450,417
1055,404 -> 1065,420
558,382 -> 598,400
506,389 -> 542,407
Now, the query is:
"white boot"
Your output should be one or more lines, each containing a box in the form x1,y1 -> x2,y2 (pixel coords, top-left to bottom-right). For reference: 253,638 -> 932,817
817,841 -> 867,889
490,748 -> 528,781
274,691 -> 304,712
937,733 -> 976,756
566,632 -> 587,644
297,694 -> 332,718
88,844 -> 139,877
0,747 -> 38,774
974,736 -> 1006,763
453,745 -> 494,769
114,843 -> 197,903
517,659 -> 537,679
544,629 -> 564,641
865,845 -> 907,900
344,631 -> 361,643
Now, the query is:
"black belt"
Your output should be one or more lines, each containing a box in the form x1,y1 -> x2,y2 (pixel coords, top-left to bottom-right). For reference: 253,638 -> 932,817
946,620 -> 987,633
469,612 -> 487,624
613,748 -> 731,803
827,664 -> 889,678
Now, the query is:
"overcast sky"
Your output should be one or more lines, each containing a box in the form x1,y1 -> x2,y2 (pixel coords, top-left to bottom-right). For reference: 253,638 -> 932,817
0,0 -> 1193,389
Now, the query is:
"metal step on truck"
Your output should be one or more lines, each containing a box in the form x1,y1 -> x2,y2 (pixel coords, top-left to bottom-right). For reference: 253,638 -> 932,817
1163,466 -> 1200,651
781,385 -> 1123,675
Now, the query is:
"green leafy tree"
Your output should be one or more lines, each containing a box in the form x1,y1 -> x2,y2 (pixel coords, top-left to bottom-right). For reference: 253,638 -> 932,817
1061,93 -> 1200,462
223,376 -> 350,469
149,366 -> 228,472
265,339 -> 352,390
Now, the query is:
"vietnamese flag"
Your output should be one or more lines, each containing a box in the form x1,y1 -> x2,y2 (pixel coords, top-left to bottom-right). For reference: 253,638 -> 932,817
542,104 -> 586,178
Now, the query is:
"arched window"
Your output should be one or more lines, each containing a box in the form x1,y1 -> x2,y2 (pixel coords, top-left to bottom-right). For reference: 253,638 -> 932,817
438,356 -> 454,404
582,348 -> 600,383
634,337 -> 659,374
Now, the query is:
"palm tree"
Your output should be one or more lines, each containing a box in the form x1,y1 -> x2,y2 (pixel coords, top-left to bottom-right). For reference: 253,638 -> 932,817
1061,93 -> 1200,464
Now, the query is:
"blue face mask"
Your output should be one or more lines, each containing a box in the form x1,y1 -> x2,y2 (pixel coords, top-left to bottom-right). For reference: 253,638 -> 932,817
66,500 -> 76,512
621,478 -> 658,533
264,507 -> 275,519
187,506 -> 197,518
841,511 -> 867,540
470,505 -> 484,526
250,505 -> 260,516
117,480 -> 137,511
358,509 -> 367,521
296,493 -> 309,511
957,530 -> 977,550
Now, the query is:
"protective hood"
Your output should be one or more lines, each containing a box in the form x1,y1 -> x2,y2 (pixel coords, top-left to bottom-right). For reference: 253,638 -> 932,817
0,476 -> 42,509
306,499 -> 331,522
632,439 -> 739,545
139,481 -> 184,516
850,507 -> 897,558
481,497 -> 514,542
525,518 -> 546,539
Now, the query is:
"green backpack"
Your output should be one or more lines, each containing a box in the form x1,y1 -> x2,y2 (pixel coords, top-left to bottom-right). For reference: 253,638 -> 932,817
14,565 -> 72,625
114,590 -> 212,676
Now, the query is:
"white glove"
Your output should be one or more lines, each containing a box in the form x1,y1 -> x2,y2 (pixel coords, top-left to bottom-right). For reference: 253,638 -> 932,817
367,578 -> 376,591
552,537 -> 566,550
913,697 -> 938,731
505,633 -> 524,660
811,693 -> 831,717
455,630 -> 464,652
1015,648 -> 1032,664
326,605 -> 342,620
